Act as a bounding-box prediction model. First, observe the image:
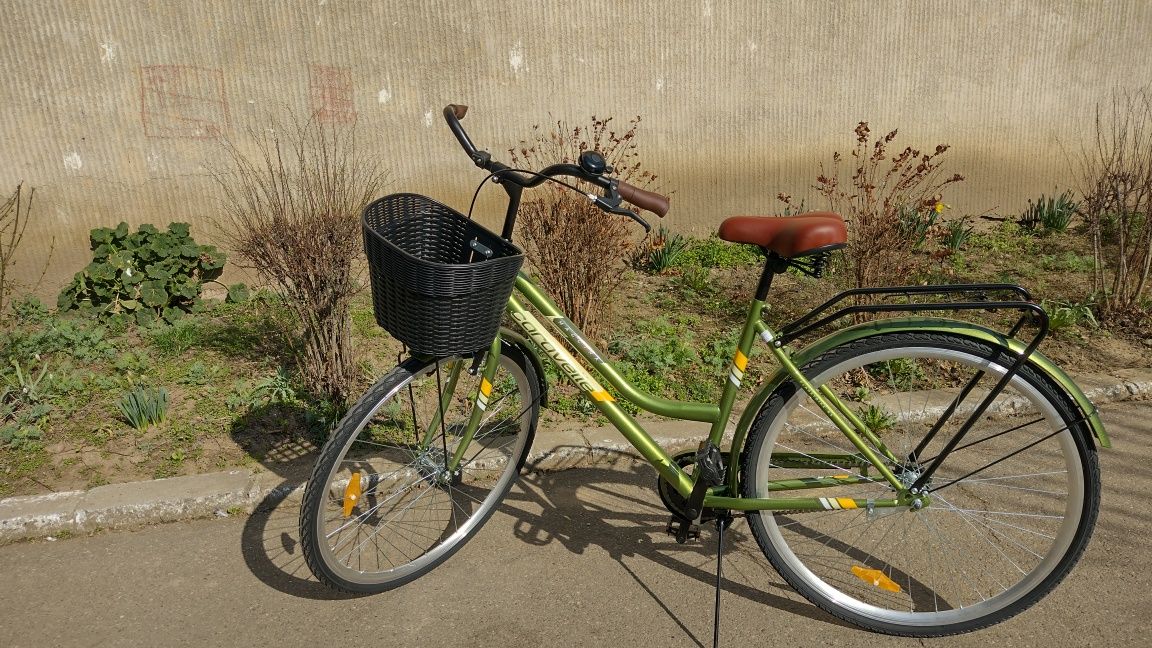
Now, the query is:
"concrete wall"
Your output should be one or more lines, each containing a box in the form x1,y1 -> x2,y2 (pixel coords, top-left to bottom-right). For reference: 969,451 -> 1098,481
3,0 -> 1151,290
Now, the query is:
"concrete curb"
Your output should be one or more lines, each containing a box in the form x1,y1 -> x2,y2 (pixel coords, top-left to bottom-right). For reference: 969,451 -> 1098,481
2,369 -> 1149,544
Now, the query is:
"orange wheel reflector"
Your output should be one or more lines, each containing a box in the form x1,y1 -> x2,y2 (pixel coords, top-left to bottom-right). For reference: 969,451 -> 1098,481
851,565 -> 902,593
343,471 -> 362,518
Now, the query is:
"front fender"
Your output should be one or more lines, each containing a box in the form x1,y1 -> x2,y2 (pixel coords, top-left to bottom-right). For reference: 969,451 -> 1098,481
730,318 -> 1110,467
499,327 -> 549,408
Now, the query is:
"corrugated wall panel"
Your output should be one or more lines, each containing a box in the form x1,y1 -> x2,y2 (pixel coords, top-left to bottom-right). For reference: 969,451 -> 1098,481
1,0 -> 1150,290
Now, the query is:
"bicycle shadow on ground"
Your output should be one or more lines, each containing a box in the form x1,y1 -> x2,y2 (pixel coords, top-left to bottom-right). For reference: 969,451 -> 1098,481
228,403 -> 359,599
233,444 -> 854,639
238,479 -> 366,600
504,453 -> 856,643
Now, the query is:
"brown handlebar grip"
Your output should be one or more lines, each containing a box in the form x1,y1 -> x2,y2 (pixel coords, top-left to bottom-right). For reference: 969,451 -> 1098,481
617,182 -> 670,217
448,104 -> 468,119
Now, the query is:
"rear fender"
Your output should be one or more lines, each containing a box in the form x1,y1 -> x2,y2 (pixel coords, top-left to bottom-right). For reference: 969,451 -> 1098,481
730,318 -> 1110,471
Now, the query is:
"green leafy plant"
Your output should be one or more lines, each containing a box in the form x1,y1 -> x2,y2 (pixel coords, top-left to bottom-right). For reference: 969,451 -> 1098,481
899,203 -> 941,249
680,236 -> 762,269
1,357 -> 53,450
9,295 -> 49,325
641,226 -> 690,274
0,317 -> 115,367
674,265 -> 715,297
1043,299 -> 1098,332
1019,190 -> 1076,235
57,222 -> 226,326
942,217 -> 974,252
251,367 -> 298,405
226,283 -> 250,304
177,361 -> 222,386
1040,252 -> 1095,273
859,404 -> 896,434
868,358 -> 924,391
118,386 -> 169,430
0,421 -> 43,451
604,317 -> 728,408
4,358 -> 49,403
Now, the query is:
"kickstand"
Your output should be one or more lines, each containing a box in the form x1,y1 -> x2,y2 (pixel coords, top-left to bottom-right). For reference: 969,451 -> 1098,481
711,514 -> 732,648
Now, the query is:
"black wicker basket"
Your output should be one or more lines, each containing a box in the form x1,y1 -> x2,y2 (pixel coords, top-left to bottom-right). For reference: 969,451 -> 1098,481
363,193 -> 524,356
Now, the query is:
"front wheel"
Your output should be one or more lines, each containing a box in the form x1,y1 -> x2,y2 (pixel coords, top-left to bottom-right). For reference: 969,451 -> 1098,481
300,341 -> 540,593
739,331 -> 1100,636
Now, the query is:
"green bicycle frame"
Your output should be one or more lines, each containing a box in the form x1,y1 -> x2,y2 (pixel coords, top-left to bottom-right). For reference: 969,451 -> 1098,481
498,272 -> 910,513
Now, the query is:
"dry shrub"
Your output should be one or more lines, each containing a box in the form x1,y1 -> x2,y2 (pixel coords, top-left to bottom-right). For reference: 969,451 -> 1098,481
509,116 -> 663,340
214,117 -> 388,404
816,122 -> 964,289
1076,89 -> 1152,318
0,183 -> 36,317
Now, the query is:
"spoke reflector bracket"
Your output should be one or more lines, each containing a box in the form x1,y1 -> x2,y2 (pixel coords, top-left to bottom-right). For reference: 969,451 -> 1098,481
343,471 -> 363,518
851,565 -> 902,593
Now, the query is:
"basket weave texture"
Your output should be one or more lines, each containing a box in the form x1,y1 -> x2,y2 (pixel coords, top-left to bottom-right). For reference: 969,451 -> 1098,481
363,193 -> 524,356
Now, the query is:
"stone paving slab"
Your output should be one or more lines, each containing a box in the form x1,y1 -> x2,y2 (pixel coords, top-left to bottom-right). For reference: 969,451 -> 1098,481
1,369 -> 1148,544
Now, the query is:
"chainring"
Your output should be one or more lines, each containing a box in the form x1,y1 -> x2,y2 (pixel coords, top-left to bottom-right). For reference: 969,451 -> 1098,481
657,451 -> 730,523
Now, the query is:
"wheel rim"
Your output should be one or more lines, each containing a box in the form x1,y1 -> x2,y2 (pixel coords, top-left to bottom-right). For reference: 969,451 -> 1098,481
313,355 -> 533,586
750,343 -> 1088,629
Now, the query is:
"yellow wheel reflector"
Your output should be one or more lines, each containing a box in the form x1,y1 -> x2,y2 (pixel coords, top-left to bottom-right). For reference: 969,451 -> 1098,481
343,471 -> 362,518
852,565 -> 902,593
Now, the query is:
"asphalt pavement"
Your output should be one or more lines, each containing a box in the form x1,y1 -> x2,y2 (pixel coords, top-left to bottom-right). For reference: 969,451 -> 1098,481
0,400 -> 1147,648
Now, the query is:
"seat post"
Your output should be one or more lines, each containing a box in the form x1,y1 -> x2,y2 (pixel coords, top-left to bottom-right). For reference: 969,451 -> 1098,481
754,251 -> 790,301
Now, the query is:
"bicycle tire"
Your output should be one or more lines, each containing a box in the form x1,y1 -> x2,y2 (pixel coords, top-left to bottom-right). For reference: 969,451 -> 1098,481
300,341 -> 539,593
739,331 -> 1100,636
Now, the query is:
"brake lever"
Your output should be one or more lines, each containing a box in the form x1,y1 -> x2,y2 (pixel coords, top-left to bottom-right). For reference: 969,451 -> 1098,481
591,195 -> 651,233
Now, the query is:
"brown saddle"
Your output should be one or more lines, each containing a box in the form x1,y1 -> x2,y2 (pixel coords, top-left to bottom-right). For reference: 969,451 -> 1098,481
717,212 -> 847,258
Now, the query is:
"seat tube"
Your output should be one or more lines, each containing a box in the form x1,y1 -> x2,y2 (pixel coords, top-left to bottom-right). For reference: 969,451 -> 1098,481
710,298 -> 767,446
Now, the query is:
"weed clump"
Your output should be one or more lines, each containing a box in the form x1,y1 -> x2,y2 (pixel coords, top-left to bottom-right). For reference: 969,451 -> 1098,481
118,386 -> 169,430
1019,191 -> 1077,236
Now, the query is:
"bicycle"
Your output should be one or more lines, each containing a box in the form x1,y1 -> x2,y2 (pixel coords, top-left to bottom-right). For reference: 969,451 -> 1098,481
299,104 -> 1108,641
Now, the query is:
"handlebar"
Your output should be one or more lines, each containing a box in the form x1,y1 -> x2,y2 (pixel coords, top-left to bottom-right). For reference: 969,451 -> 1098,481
443,104 -> 670,226
617,182 -> 670,218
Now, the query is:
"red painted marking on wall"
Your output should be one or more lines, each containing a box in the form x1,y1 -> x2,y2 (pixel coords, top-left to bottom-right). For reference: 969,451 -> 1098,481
309,64 -> 356,124
139,65 -> 228,139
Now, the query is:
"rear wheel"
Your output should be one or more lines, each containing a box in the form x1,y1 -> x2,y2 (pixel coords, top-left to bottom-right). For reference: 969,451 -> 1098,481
300,341 -> 539,593
740,331 -> 1100,636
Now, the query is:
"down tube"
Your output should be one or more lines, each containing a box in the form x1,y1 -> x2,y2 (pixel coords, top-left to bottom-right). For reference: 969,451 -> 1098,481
504,293 -> 694,496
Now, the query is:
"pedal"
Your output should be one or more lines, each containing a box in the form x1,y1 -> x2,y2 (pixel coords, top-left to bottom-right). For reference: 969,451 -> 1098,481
666,516 -> 701,544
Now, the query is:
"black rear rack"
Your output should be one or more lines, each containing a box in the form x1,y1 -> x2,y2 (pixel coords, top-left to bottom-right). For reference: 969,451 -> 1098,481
779,283 -> 1043,345
776,283 -> 1053,492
